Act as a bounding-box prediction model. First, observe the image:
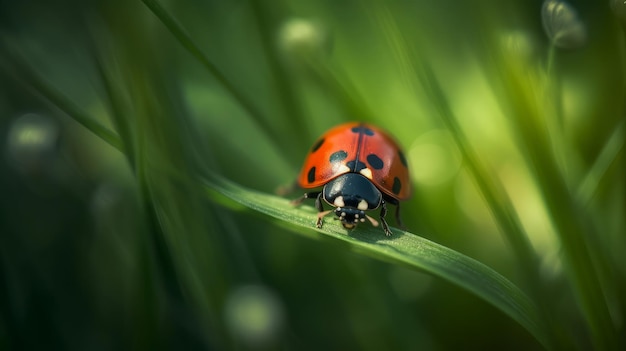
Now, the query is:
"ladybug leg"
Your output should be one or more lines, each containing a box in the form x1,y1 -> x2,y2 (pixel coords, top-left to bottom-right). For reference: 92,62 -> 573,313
313,192 -> 324,212
379,200 -> 393,236
290,191 -> 321,206
314,192 -> 333,228
394,203 -> 406,230
291,192 -> 330,229
276,180 -> 298,196
384,196 -> 406,230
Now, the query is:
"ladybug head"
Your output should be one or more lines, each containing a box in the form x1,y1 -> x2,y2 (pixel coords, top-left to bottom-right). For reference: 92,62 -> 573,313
334,206 -> 368,229
322,173 -> 383,230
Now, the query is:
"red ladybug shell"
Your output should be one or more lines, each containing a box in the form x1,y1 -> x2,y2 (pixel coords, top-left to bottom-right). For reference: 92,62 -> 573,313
298,122 -> 411,200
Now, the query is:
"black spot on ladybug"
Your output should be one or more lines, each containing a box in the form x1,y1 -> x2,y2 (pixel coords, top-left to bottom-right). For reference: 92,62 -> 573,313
311,138 -> 325,153
330,150 -> 348,163
367,154 -> 384,170
398,150 -> 408,167
392,177 -> 402,195
346,160 -> 367,172
351,125 -> 374,136
307,167 -> 316,183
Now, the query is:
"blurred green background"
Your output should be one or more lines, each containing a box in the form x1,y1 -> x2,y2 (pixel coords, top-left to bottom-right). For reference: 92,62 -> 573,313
0,0 -> 624,350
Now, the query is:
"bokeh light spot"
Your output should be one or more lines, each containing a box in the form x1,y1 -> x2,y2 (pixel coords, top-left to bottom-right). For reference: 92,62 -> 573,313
6,113 -> 59,174
278,18 -> 329,60
224,285 -> 285,347
408,130 -> 462,186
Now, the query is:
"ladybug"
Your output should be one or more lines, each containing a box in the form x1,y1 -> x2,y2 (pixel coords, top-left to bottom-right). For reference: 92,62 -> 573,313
292,122 -> 411,236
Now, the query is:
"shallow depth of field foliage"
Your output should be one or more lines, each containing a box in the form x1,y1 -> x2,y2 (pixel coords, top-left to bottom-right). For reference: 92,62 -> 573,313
1,0 -> 625,350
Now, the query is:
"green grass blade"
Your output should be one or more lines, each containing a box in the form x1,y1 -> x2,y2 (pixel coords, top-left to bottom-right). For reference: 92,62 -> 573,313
139,0 -> 282,147
201,174 -> 549,349
473,22 -> 619,349
247,0 -> 308,140
85,24 -> 138,171
576,121 -> 625,206
371,4 -> 540,278
0,37 -> 123,151
305,61 -> 378,123
365,7 -> 558,346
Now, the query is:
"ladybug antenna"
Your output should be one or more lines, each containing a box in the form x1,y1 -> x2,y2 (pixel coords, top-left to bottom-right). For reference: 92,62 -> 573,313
317,210 -> 333,221
365,215 -> 379,227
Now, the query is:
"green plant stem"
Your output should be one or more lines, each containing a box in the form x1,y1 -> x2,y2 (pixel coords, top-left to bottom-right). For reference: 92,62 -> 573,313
544,44 -> 571,187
